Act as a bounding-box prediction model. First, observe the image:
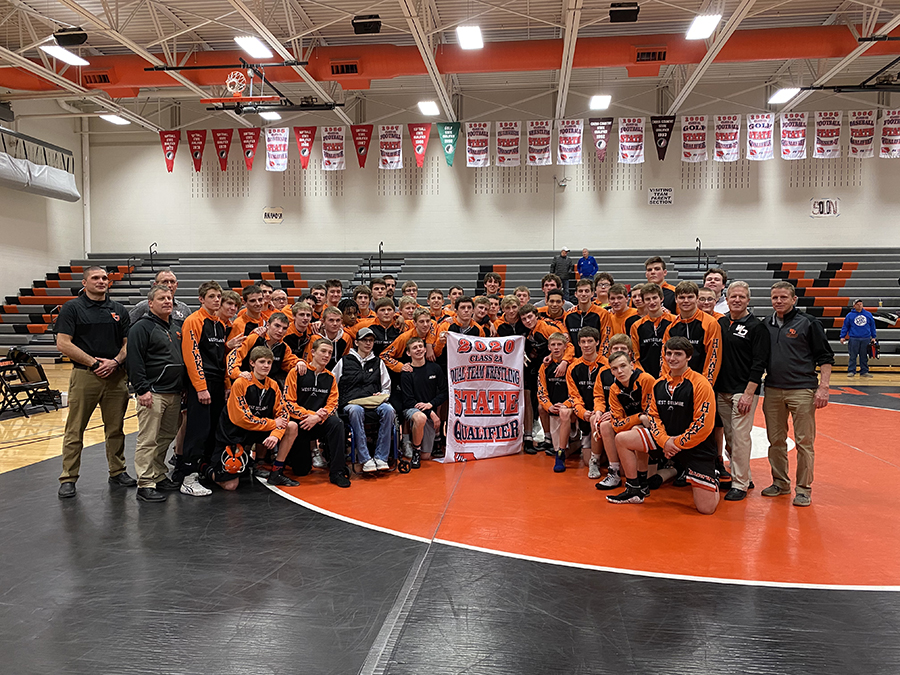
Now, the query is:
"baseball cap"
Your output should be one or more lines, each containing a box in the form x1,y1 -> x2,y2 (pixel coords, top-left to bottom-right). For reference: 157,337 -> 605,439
562,246 -> 570,252
853,298 -> 864,304
356,327 -> 375,340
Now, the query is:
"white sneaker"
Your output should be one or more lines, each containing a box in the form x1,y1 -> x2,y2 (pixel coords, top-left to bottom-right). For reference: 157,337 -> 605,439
375,459 -> 390,471
401,439 -> 413,459
596,470 -> 621,490
362,459 -> 378,473
311,447 -> 326,469
587,456 -> 602,479
180,473 -> 212,497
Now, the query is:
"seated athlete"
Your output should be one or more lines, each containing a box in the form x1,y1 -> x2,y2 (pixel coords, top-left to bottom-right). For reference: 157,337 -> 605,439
205,346 -> 299,490
226,312 -> 299,389
400,337 -> 448,469
566,327 -> 605,478
592,333 -> 637,490
538,332 -> 576,472
483,272 -> 502,296
282,338 -> 350,488
607,337 -> 719,514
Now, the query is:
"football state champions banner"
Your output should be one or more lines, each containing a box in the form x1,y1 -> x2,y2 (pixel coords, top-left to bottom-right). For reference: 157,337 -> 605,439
442,333 -> 525,463
527,120 -> 552,166
747,113 -> 774,161
293,126 -> 316,169
714,115 -> 741,162
589,117 -> 613,161
815,111 -> 842,158
408,123 -> 431,168
650,115 -> 675,161
238,128 -> 260,170
212,129 -> 233,171
351,124 -> 373,168
780,112 -> 808,160
618,117 -> 645,164
186,130 -> 206,172
321,126 -> 345,171
880,110 -> 900,158
680,115 -> 707,163
158,130 -> 180,172
557,119 -> 583,165
495,121 -> 521,166
849,110 -> 875,158
379,125 -> 403,169
265,127 -> 289,172
437,122 -> 460,166
466,122 -> 491,167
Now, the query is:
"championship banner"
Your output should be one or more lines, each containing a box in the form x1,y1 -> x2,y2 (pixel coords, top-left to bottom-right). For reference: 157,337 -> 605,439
880,109 -> 900,158
589,117 -> 614,161
186,130 -> 206,172
618,117 -> 645,164
557,119 -> 583,165
212,129 -> 233,171
780,112 -> 808,160
747,113 -> 774,161
437,122 -> 460,166
322,126 -> 345,171
408,122 -> 431,168
265,127 -> 289,172
238,128 -> 260,170
293,126 -> 316,169
158,130 -> 180,173
849,110 -> 875,158
680,115 -> 707,163
379,125 -> 403,169
442,333 -> 524,463
814,112 -> 841,159
466,122 -> 491,167
351,124 -> 374,168
527,120 -> 552,165
714,115 -> 741,162
650,115 -> 675,161
495,121 -> 520,166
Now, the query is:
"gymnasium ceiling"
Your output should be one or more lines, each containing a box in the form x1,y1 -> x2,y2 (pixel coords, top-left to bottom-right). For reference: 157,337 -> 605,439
1,0 -> 900,131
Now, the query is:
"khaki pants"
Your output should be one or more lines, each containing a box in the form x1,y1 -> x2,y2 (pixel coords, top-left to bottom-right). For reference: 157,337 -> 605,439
60,367 -> 130,483
762,387 -> 816,496
717,392 -> 759,491
134,392 -> 181,488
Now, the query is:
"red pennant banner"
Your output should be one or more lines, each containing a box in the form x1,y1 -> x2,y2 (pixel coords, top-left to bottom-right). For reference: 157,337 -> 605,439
186,130 -> 206,172
351,124 -> 374,168
293,126 -> 317,169
212,129 -> 233,171
408,123 -> 432,168
158,130 -> 180,173
238,128 -> 260,170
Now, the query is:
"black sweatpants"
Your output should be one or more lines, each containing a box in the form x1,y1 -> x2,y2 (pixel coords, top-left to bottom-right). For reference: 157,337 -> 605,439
287,414 -> 346,477
181,381 -> 226,471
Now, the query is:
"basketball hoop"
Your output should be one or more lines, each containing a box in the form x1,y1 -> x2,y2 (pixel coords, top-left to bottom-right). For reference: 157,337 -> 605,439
225,71 -> 247,97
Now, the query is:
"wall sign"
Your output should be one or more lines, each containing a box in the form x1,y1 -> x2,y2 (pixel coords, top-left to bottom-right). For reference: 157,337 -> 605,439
648,187 -> 673,205
810,198 -> 840,218
263,207 -> 284,224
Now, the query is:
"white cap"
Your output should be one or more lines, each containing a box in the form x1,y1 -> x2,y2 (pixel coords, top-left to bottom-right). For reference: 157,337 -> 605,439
562,247 -> 570,252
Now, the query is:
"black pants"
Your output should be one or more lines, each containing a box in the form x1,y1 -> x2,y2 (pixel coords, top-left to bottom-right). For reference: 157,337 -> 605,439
287,415 -> 346,477
182,381 -> 226,471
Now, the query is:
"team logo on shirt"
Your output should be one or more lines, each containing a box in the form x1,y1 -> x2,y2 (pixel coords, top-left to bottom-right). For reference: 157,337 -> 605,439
734,324 -> 748,338
110,312 -> 120,321
787,328 -> 798,338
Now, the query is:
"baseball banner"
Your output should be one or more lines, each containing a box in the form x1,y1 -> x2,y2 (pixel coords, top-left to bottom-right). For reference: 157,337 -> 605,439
589,117 -> 614,161
466,122 -> 491,167
495,121 -> 521,166
527,120 -> 552,166
680,115 -> 707,163
379,125 -> 403,169
714,115 -> 741,162
849,110 -> 876,158
158,130 -> 180,173
650,115 -> 675,161
881,109 -> 900,158
408,122 -> 432,168
321,126 -> 345,171
442,333 -> 525,463
212,129 -> 233,171
293,126 -> 316,169
557,119 -> 583,165
265,127 -> 289,172
238,128 -> 260,171
186,130 -> 206,172
814,111 -> 842,159
618,117 -> 645,164
747,113 -> 774,161
437,122 -> 460,166
780,112 -> 808,160
351,124 -> 374,168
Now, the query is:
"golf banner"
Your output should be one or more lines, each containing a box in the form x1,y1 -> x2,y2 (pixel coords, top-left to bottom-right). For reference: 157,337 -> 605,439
437,122 -> 460,166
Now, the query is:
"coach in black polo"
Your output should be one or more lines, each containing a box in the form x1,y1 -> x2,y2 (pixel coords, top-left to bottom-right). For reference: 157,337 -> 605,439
55,266 -> 133,498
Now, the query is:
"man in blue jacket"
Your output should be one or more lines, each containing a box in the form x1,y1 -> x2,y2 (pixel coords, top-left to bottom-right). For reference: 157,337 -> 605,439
840,299 -> 877,378
577,248 -> 598,281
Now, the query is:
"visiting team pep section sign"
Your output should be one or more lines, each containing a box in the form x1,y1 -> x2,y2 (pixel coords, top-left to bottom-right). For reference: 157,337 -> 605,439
442,334 -> 525,464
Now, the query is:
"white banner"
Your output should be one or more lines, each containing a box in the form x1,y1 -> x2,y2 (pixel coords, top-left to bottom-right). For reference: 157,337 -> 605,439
780,112 -> 807,160
466,122 -> 491,167
881,109 -> 900,158
526,120 -> 553,166
714,114 -> 741,162
321,126 -> 345,171
495,121 -> 521,166
747,113 -> 774,161
618,117 -> 645,164
814,111 -> 842,159
379,125 -> 403,169
264,127 -> 289,172
557,119 -> 583,165
681,114 -> 707,163
442,333 -> 525,463
849,110 -> 876,158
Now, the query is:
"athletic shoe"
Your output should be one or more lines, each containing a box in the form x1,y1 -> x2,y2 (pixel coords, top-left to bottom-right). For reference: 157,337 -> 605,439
748,481 -> 755,490
402,439 -> 414,459
523,438 -> 537,455
553,450 -> 566,473
716,459 -> 732,488
330,470 -> 351,488
136,487 -> 166,502
606,485 -> 645,504
539,439 -> 553,453
724,488 -> 747,501
595,469 -> 621,490
311,447 -> 326,469
647,474 -> 664,490
251,466 -> 271,479
792,493 -> 812,507
155,477 -> 181,491
167,454 -> 178,467
362,459 -> 378,473
543,444 -> 556,457
375,459 -> 390,471
108,472 -> 137,487
410,451 -> 421,469
587,456 -> 602,479
861,373 -> 874,379
672,468 -> 688,487
180,473 -> 212,497
58,482 -> 76,499
847,372 -> 855,378
268,470 -> 300,487
761,484 -> 791,497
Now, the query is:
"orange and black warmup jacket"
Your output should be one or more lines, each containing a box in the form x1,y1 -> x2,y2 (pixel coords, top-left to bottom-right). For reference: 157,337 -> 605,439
608,370 -> 657,433
660,281 -> 677,313
591,365 -> 618,414
609,307 -> 640,338
630,311 -> 677,379
563,305 -> 612,359
536,306 -> 565,330
227,312 -> 267,344
566,355 -> 604,422
647,369 -> 716,455
317,330 -> 352,371
226,332 -> 300,384
381,326 -> 434,372
182,308 -> 227,392
662,310 -> 722,385
282,367 -> 339,419
284,324 -> 315,361
523,319 -> 575,380
537,357 -> 572,413
217,374 -> 287,445
433,320 -> 486,366
495,316 -> 526,337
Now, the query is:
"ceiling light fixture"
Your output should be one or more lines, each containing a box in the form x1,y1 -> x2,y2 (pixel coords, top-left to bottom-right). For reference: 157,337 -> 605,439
39,44 -> 89,66
234,36 -> 273,59
589,95 -> 612,110
456,25 -> 483,50
259,111 -> 282,120
98,114 -> 131,125
417,100 -> 440,116
686,14 -> 722,40
768,87 -> 800,104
